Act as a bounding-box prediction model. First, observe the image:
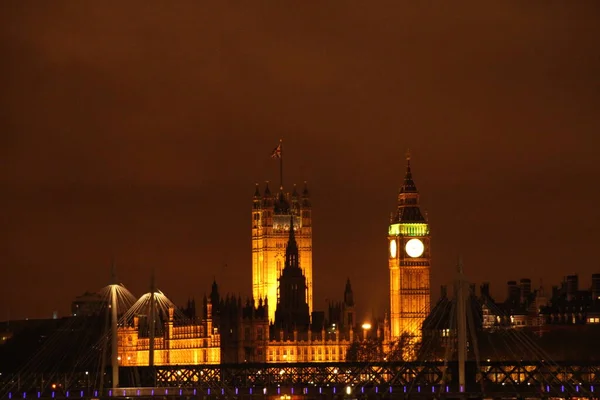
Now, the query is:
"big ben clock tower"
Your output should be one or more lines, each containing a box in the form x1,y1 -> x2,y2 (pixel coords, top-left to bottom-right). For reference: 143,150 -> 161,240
388,153 -> 431,344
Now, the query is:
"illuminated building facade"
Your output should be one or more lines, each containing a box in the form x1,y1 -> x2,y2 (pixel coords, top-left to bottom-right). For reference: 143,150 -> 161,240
252,182 -> 313,322
388,154 -> 431,344
117,306 -> 220,366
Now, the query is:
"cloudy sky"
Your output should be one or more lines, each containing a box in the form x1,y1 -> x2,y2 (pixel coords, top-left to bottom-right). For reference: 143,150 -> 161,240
1,1 -> 599,320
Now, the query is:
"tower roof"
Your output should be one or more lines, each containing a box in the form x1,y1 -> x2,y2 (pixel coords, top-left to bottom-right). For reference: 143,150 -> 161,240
264,181 -> 272,196
394,151 -> 426,223
396,206 -> 426,223
400,154 -> 418,194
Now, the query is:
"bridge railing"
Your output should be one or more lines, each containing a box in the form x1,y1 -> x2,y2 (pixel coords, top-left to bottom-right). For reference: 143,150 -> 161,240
1,361 -> 599,398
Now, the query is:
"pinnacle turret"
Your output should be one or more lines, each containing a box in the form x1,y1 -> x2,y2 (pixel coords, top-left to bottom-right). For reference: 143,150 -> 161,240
253,183 -> 261,198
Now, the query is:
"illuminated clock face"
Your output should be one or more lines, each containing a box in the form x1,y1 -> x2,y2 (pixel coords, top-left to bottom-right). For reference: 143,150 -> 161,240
389,239 -> 397,258
405,238 -> 424,258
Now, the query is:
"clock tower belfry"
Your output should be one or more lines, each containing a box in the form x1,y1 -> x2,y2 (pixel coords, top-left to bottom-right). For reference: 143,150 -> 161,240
388,153 -> 431,345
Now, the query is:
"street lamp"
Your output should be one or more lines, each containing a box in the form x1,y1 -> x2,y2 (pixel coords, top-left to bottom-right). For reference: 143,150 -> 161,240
361,323 -> 371,341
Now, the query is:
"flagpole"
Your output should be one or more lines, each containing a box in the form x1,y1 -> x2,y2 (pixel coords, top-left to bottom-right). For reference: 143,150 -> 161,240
279,138 -> 283,189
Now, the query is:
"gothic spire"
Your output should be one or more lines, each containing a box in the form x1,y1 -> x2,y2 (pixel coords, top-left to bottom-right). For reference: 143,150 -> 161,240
395,150 -> 425,223
400,150 -> 418,194
344,278 -> 354,307
285,215 -> 298,264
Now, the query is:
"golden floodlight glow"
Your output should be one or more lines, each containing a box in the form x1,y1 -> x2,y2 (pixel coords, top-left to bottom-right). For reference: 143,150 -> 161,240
361,323 -> 372,330
389,239 -> 397,258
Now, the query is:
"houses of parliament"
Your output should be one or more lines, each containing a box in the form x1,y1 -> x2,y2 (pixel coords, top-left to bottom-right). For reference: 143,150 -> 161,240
117,155 -> 432,365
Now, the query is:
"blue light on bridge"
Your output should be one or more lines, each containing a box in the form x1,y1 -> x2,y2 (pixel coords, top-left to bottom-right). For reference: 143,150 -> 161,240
37,392 -> 40,398
375,386 -> 378,393
432,386 -> 435,393
108,390 -> 112,397
22,393 -> 26,399
179,389 -> 182,396
193,389 -> 196,395
207,388 -> 210,395
333,387 -> 336,394
94,391 -> 98,397
546,385 -> 550,392
8,393 -> 11,399
561,385 -> 565,392
576,385 -> 580,392
65,391 -> 68,398
136,390 -> 140,396
79,391 -> 83,398
51,393 -> 54,399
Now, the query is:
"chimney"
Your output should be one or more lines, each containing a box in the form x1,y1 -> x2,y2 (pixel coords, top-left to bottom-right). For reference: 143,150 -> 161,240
520,278 -> 532,303
566,275 -> 578,302
480,282 -> 490,298
507,281 -> 520,303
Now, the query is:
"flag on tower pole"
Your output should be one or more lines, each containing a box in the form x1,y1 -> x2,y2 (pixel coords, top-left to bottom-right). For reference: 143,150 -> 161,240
271,139 -> 283,188
271,143 -> 282,158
